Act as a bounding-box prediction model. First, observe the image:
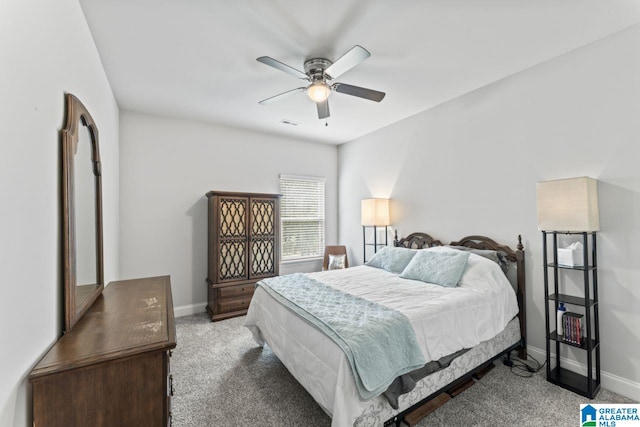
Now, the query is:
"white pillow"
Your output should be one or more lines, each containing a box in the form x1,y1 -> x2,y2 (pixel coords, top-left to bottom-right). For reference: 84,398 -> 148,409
328,254 -> 346,270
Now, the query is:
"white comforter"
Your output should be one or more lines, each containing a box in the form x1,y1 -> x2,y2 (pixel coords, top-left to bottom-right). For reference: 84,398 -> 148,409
245,248 -> 519,426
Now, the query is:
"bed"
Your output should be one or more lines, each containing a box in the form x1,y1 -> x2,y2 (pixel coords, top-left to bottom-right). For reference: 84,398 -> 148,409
244,233 -> 526,427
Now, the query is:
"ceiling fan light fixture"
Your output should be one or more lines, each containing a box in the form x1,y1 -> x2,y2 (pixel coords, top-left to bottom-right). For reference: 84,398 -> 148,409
307,81 -> 331,103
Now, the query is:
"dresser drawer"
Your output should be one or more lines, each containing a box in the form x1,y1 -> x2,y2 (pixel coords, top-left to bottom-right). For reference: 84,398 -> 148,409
216,296 -> 252,314
216,283 -> 255,300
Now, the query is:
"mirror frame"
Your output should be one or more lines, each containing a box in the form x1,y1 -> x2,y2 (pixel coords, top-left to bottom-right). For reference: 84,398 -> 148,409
62,93 -> 104,333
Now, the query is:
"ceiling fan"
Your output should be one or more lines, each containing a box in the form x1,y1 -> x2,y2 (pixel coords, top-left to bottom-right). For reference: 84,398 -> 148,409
256,45 -> 385,120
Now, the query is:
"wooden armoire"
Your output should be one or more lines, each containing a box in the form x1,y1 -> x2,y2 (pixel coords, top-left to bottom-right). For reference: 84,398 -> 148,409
206,191 -> 281,321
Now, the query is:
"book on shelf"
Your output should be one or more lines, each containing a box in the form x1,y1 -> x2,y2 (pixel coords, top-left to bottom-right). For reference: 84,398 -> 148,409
562,312 -> 584,345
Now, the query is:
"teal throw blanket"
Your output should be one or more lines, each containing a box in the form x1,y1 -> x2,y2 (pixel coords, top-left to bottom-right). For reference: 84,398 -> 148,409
257,273 -> 426,399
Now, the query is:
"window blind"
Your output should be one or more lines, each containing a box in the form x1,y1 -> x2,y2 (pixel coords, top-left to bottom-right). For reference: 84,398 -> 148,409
280,175 -> 325,260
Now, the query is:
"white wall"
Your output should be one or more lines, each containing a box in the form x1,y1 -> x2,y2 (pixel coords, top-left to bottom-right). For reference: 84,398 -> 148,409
338,24 -> 640,400
0,0 -> 119,425
119,112 -> 338,315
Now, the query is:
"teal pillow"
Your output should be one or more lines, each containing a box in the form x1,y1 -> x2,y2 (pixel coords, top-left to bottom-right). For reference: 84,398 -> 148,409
400,250 -> 470,287
365,246 -> 417,274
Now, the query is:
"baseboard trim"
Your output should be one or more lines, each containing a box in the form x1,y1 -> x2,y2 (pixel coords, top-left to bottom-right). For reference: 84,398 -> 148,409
527,345 -> 640,401
174,302 -> 207,318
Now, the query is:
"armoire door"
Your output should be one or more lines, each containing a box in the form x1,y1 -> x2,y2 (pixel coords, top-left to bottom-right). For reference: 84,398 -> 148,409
216,196 -> 248,283
248,197 -> 279,280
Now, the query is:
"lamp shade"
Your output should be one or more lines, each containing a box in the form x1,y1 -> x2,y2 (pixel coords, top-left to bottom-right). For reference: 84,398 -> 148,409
536,177 -> 600,232
361,198 -> 390,226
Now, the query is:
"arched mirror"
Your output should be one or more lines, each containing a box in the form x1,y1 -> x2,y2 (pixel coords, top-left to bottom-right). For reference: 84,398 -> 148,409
62,93 -> 104,333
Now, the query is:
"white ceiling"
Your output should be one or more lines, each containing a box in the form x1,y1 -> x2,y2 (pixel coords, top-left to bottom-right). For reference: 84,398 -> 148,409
79,0 -> 640,145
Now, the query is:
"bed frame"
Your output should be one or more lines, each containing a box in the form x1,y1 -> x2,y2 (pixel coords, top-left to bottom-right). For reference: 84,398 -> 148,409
386,231 -> 527,427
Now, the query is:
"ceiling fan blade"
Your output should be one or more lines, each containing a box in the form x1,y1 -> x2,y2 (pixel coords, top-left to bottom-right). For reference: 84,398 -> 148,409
258,87 -> 306,105
333,83 -> 385,102
317,99 -> 330,119
324,45 -> 371,79
256,56 -> 308,80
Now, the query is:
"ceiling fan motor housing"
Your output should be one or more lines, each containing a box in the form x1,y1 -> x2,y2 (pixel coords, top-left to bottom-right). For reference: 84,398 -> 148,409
304,58 -> 333,81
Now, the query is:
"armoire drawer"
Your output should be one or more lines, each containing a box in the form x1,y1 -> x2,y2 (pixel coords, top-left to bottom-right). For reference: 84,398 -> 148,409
216,283 -> 255,300
216,296 -> 252,314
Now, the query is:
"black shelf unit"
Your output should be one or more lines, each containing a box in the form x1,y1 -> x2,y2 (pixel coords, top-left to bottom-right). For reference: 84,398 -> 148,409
543,231 -> 601,399
362,225 -> 388,263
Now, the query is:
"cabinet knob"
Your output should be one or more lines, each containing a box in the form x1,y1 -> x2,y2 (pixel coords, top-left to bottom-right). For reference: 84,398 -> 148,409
241,287 -> 245,292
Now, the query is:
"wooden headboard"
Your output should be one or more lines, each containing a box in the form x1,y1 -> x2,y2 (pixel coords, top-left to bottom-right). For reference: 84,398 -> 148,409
394,232 -> 443,249
394,231 -> 526,360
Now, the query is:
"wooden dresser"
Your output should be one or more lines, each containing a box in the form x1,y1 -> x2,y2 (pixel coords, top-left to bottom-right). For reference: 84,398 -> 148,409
206,191 -> 281,321
29,276 -> 177,427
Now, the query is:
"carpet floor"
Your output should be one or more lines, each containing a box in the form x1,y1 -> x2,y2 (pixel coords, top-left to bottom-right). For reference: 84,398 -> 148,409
171,313 -> 635,426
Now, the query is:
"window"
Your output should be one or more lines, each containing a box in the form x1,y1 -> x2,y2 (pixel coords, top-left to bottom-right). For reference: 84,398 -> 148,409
280,175 -> 325,261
